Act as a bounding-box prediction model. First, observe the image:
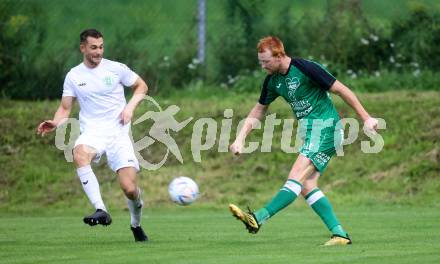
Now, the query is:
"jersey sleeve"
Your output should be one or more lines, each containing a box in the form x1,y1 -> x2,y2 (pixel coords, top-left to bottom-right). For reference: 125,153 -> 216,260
291,59 -> 336,90
258,75 -> 279,105
62,73 -> 76,97
118,63 -> 139,87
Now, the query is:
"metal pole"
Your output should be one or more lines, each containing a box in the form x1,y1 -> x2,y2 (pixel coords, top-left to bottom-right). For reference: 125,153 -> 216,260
197,0 -> 206,64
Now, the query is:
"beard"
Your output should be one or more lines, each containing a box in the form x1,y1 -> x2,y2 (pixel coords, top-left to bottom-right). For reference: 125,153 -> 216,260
264,68 -> 274,74
86,54 -> 102,66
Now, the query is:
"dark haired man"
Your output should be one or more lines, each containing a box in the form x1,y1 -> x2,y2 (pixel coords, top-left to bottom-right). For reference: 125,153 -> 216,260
37,29 -> 149,242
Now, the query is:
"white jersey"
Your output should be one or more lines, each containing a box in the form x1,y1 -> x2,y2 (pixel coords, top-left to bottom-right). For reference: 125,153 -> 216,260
62,58 -> 139,133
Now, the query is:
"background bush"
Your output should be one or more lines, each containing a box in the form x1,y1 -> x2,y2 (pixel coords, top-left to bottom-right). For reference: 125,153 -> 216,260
0,0 -> 439,99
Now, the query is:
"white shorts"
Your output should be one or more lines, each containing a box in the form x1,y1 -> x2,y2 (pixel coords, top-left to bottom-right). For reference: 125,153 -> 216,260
74,127 -> 140,172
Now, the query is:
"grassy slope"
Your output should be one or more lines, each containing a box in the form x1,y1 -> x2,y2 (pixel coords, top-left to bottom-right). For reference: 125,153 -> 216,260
1,206 -> 439,264
0,90 -> 439,212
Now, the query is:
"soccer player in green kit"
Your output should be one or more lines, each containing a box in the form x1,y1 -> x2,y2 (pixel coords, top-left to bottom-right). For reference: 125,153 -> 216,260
229,36 -> 379,246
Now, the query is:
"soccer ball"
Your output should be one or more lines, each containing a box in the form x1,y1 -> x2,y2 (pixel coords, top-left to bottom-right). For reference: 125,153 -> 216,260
168,176 -> 199,206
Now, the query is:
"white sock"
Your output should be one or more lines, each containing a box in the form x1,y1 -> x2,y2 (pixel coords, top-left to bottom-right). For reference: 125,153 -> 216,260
76,165 -> 106,211
127,188 -> 143,227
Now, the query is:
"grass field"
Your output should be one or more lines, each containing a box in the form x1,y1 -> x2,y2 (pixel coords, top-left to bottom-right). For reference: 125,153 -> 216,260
2,2 -> 440,262
1,205 -> 439,264
1,90 -> 439,262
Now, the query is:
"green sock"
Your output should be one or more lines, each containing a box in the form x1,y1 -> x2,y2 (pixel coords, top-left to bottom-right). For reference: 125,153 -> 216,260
254,208 -> 270,224
305,188 -> 347,237
254,179 -> 302,224
331,225 -> 347,237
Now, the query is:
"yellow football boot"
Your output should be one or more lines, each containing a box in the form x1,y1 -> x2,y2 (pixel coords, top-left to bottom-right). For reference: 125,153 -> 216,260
324,234 -> 352,246
229,204 -> 260,234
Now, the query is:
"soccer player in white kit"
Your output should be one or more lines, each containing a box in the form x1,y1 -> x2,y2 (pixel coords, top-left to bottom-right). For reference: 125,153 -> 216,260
37,29 -> 149,242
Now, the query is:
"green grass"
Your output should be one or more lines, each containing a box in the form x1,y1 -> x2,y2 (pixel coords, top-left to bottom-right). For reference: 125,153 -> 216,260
1,88 -> 439,262
1,205 -> 440,264
1,90 -> 440,211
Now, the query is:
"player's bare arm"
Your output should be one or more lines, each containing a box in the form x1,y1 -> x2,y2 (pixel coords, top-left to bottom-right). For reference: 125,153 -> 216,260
37,96 -> 74,136
329,80 -> 378,132
230,102 -> 268,155
120,77 -> 148,125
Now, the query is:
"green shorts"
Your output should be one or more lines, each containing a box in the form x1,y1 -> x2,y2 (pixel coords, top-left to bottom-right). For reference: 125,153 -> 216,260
299,126 -> 343,173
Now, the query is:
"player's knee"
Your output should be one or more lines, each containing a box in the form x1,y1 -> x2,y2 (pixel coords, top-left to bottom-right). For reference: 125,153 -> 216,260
122,185 -> 138,199
73,146 -> 92,167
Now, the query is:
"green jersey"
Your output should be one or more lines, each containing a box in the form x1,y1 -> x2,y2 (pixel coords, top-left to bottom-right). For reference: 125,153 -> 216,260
258,58 -> 342,173
258,58 -> 340,129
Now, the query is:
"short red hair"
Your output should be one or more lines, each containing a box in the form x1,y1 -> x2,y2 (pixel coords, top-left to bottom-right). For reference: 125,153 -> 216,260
257,36 -> 286,57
